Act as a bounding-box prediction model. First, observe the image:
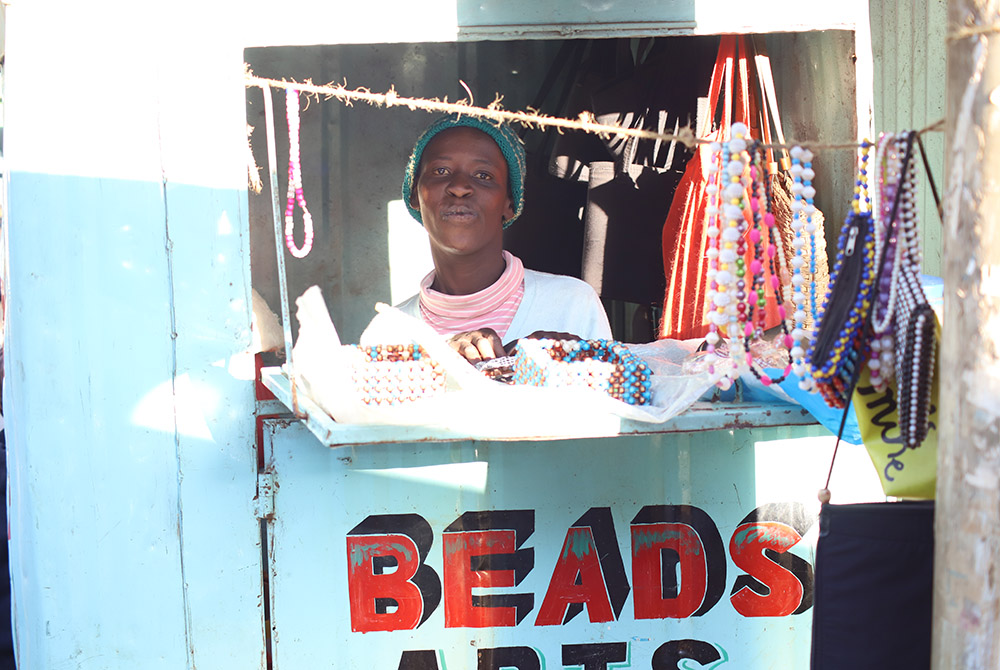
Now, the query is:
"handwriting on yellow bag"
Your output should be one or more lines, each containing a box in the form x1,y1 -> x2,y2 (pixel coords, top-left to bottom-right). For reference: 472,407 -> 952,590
852,340 -> 939,500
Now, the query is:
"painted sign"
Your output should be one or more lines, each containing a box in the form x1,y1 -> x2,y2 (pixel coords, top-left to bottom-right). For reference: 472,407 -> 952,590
265,422 -> 835,670
345,503 -> 813,669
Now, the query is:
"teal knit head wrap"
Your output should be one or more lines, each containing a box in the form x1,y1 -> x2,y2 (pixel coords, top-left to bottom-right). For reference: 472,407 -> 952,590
402,114 -> 526,229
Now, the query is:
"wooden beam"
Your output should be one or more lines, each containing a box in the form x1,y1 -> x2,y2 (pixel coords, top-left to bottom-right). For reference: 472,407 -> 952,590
934,1 -> 1000,667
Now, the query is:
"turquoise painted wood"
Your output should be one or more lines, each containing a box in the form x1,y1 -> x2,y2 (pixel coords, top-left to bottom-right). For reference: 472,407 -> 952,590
4,3 -> 264,668
262,419 -> 872,670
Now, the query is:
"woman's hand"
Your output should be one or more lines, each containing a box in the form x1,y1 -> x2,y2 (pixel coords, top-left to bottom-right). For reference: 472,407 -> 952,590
504,331 -> 581,355
447,328 -> 506,364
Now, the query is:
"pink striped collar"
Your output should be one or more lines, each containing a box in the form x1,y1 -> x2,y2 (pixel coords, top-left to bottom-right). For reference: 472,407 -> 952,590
418,251 -> 525,338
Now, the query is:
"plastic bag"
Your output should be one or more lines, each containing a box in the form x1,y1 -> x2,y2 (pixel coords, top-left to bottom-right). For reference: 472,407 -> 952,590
293,287 -> 715,430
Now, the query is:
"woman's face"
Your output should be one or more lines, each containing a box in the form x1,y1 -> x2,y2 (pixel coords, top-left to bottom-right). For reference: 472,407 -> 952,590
413,127 -> 515,261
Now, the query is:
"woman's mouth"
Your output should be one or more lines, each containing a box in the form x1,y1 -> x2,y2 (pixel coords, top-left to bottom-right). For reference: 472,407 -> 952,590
441,206 -> 476,221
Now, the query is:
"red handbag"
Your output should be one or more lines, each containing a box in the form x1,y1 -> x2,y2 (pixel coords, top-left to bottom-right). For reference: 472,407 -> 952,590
658,36 -> 791,340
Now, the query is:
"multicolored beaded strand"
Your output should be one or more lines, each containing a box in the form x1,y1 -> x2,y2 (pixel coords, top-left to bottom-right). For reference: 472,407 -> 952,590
511,339 -> 653,405
350,344 -> 446,405
789,146 -> 817,391
704,123 -> 752,383
703,140 -> 725,377
726,124 -> 752,374
284,88 -> 314,259
744,143 -> 793,387
869,133 -> 899,390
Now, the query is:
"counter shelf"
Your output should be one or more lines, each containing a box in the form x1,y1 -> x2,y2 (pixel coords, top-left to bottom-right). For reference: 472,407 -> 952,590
260,366 -> 817,448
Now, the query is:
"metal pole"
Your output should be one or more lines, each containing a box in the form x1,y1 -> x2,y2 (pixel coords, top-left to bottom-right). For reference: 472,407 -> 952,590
262,84 -> 296,373
934,3 -> 1000,667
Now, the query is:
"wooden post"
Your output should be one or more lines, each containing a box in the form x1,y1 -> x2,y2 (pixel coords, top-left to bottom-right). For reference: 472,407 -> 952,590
935,2 -> 1000,667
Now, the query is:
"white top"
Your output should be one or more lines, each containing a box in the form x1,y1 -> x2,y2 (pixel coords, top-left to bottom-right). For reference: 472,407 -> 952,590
392,268 -> 612,342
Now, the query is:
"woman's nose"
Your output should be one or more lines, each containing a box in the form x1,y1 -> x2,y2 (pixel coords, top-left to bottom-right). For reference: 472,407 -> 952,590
446,173 -> 474,196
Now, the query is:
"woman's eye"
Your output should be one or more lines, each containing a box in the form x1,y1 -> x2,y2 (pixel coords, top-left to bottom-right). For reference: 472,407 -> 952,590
475,171 -> 493,180
432,167 -> 449,175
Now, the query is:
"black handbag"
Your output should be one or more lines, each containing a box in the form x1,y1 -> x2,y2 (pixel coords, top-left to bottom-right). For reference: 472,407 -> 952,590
810,501 -> 934,670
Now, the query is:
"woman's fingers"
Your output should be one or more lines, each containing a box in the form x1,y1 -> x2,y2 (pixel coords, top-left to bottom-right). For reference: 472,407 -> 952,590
449,329 -> 504,363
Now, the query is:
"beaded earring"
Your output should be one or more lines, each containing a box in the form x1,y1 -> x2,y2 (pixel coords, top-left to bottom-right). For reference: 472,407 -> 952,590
284,88 -> 315,259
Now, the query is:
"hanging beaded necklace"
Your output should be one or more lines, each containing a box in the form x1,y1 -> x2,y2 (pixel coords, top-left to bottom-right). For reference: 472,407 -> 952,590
788,145 -> 819,390
703,123 -> 754,384
868,133 -> 900,390
703,139 -> 725,379
871,132 -> 936,448
742,142 -> 794,387
284,88 -> 315,258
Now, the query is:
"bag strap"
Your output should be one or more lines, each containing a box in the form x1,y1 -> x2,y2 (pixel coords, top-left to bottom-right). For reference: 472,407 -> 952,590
751,35 -> 791,171
705,36 -> 737,137
735,36 -> 752,129
743,38 -> 777,169
915,134 -> 944,223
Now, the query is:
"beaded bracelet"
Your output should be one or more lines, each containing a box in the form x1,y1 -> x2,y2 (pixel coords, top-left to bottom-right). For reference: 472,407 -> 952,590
349,344 -> 446,406
511,339 -> 653,406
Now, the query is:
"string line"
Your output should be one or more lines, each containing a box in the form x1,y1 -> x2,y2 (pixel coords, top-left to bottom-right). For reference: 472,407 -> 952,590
947,22 -> 1000,41
246,74 -> 944,152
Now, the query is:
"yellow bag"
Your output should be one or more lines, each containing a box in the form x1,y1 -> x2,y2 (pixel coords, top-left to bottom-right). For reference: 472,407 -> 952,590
851,319 -> 940,499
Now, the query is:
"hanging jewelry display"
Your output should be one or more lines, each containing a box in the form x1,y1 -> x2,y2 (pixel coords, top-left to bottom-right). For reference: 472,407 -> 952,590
743,143 -> 793,387
869,132 -> 936,448
704,123 -> 753,384
703,125 -> 811,389
789,145 -> 819,390
868,133 -> 900,391
806,141 -> 877,408
284,88 -> 315,258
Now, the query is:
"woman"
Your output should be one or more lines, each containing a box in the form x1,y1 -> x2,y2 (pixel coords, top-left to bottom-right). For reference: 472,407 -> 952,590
394,113 -> 612,364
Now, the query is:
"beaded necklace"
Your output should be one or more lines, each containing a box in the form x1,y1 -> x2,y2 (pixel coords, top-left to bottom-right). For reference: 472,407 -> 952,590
871,132 -> 935,448
284,88 -> 314,258
742,143 -> 793,387
788,145 -> 819,391
706,123 -> 755,379
868,133 -> 900,390
703,139 -> 725,378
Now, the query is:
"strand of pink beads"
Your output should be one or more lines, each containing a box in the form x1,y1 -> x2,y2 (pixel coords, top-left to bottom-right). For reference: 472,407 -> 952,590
284,88 -> 314,258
